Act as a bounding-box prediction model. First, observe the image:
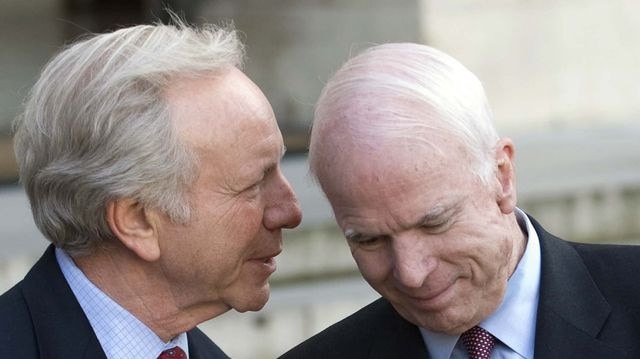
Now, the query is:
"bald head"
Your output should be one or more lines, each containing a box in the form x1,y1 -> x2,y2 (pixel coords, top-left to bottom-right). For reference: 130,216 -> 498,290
308,44 -> 523,334
310,43 -> 500,187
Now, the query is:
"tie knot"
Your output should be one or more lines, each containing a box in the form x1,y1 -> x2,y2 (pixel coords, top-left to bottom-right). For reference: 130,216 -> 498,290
460,326 -> 496,359
158,346 -> 187,359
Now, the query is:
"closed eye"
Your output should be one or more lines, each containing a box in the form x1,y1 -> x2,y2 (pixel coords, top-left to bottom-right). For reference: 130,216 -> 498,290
243,163 -> 277,196
357,237 -> 380,245
242,179 -> 263,198
348,234 -> 388,249
420,218 -> 452,234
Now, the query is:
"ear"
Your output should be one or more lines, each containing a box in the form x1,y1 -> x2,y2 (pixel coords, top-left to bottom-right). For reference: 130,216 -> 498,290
106,198 -> 161,262
494,138 -> 517,214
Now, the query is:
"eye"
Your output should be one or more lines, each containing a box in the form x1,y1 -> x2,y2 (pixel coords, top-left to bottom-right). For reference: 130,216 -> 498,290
243,165 -> 276,197
360,237 -> 379,245
242,180 -> 262,198
421,219 -> 451,234
350,235 -> 387,250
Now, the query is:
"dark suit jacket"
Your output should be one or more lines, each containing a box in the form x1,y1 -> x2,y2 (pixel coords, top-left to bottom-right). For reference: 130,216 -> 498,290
279,217 -> 640,358
0,245 -> 230,359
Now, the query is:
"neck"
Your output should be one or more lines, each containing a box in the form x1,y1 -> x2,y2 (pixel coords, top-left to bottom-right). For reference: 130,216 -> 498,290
507,211 -> 528,279
73,244 -> 229,342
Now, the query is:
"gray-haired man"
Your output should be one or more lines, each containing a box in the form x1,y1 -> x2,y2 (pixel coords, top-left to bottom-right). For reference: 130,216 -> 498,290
1,21 -> 301,358
281,43 -> 640,359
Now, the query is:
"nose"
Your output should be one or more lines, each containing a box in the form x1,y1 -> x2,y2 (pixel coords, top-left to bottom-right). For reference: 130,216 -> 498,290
391,233 -> 436,289
263,169 -> 302,230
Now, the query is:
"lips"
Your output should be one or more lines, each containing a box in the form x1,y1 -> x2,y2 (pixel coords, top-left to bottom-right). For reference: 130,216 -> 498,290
249,248 -> 282,274
399,279 -> 458,307
407,289 -> 447,302
252,248 -> 282,262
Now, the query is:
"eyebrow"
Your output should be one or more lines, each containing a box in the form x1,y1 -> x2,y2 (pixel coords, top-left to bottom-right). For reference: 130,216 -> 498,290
343,200 -> 462,240
344,228 -> 359,240
248,146 -> 285,185
415,203 -> 456,227
272,145 -> 287,171
264,145 -> 287,172
343,229 -> 378,243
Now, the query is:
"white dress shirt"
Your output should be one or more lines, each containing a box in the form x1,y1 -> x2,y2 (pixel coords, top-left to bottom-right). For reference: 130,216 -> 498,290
56,248 -> 189,359
419,208 -> 541,359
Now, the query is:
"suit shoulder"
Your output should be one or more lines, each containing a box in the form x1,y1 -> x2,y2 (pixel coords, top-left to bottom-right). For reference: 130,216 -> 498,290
0,282 -> 32,332
572,242 -> 640,305
279,298 -> 395,359
0,282 -> 39,357
572,242 -> 640,274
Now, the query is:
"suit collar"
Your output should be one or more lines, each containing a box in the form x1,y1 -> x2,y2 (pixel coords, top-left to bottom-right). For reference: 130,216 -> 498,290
187,327 -> 230,359
531,217 -> 625,358
20,245 -> 107,358
373,217 -> 627,358
19,245 -> 231,358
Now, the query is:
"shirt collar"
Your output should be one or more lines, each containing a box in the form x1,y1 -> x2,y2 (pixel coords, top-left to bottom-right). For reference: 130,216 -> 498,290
56,248 -> 190,359
419,208 -> 541,359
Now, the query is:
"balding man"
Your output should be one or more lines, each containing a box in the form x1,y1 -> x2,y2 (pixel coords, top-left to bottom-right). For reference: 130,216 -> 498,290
280,43 -> 640,359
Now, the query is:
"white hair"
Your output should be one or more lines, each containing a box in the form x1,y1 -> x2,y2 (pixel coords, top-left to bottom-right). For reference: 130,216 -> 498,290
310,43 -> 499,184
13,20 -> 244,256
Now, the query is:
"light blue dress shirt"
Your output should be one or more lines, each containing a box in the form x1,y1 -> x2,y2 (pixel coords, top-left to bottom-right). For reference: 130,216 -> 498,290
56,248 -> 190,359
419,208 -> 541,359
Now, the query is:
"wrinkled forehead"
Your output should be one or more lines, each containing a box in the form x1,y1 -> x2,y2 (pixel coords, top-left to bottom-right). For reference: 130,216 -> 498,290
167,67 -> 278,150
313,113 -> 474,180
316,131 -> 472,204
315,144 -> 478,235
311,91 -> 463,166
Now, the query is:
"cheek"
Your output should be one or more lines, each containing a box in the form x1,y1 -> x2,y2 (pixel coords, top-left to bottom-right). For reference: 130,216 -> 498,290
469,233 -> 513,287
351,249 -> 391,284
182,203 -> 263,271
233,195 -> 266,220
494,235 -> 515,277
444,226 -> 506,280
207,198 -> 265,235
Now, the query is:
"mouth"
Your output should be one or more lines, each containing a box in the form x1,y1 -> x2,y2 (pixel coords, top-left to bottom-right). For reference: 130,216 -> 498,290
401,280 -> 458,309
249,249 -> 282,273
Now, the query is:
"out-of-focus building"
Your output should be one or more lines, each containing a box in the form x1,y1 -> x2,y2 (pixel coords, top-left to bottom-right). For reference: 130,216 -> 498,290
1,1 -> 640,358
424,0 -> 640,133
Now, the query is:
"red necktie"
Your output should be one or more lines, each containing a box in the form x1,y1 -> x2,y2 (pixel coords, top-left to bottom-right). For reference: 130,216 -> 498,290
460,326 -> 496,359
158,346 -> 187,359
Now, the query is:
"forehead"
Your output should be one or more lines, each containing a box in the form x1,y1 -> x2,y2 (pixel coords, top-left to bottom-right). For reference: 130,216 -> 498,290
165,67 -> 273,132
166,67 -> 277,150
165,67 -> 282,186
322,125 -> 471,186
319,136 -> 477,229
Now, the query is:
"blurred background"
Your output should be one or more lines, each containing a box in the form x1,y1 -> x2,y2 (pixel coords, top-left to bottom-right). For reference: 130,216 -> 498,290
1,0 -> 640,358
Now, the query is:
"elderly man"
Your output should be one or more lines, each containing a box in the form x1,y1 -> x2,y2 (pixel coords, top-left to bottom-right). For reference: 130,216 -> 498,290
280,44 -> 640,358
0,21 -> 301,358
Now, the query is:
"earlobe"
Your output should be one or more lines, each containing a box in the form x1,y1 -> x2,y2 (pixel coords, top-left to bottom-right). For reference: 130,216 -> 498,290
106,199 -> 161,262
494,138 -> 517,214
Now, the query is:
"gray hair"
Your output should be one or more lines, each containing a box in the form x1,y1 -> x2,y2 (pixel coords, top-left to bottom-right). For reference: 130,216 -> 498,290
13,20 -> 244,256
310,43 -> 499,184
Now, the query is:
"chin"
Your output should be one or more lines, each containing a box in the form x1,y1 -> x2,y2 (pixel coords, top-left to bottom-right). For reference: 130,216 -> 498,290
233,287 -> 270,313
396,305 -> 470,335
234,300 -> 267,313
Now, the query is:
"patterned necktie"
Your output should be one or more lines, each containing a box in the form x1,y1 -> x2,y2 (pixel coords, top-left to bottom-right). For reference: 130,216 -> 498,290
460,326 -> 496,359
158,346 -> 187,359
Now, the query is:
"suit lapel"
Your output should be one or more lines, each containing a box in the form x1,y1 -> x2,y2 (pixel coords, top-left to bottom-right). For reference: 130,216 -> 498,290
20,245 -> 107,359
368,299 -> 429,359
187,327 -> 231,359
533,220 -> 626,358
